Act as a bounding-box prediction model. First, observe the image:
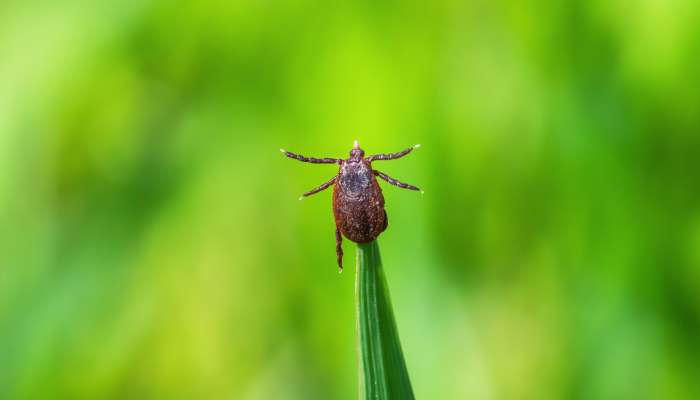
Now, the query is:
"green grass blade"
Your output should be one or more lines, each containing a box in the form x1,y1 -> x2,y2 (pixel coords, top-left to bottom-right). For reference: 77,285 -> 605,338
355,240 -> 415,400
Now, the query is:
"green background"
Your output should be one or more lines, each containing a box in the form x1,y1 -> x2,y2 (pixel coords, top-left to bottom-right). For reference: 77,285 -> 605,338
2,1 -> 699,399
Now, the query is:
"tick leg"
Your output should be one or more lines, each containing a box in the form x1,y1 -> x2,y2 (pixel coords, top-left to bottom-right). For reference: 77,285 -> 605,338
280,149 -> 341,164
301,176 -> 337,199
374,170 -> 422,192
335,226 -> 343,272
366,144 -> 420,162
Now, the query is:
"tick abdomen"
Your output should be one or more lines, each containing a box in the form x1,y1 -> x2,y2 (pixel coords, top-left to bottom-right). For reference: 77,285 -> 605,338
333,160 -> 387,243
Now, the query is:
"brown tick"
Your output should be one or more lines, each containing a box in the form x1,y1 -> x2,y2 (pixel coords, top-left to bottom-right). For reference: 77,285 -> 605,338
281,140 -> 422,271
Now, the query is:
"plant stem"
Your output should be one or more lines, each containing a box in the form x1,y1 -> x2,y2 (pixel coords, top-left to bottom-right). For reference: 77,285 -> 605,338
355,240 -> 415,400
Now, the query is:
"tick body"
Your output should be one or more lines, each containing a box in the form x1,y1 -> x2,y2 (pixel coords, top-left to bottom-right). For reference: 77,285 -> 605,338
281,140 -> 422,271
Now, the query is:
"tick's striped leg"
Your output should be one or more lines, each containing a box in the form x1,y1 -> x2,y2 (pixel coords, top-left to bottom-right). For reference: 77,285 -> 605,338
335,226 -> 344,272
374,170 -> 422,192
366,144 -> 420,162
280,149 -> 341,164
300,176 -> 336,199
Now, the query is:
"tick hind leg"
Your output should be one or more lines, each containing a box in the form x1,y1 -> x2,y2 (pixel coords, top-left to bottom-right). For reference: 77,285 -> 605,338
374,170 -> 422,192
335,226 -> 343,272
280,149 -> 341,164
366,144 -> 420,162
301,176 -> 336,199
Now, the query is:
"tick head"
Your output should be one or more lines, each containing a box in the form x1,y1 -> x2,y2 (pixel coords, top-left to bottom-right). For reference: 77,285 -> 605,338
349,139 -> 365,160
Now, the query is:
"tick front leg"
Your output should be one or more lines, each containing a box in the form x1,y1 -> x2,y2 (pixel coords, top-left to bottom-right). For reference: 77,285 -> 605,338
335,226 -> 344,272
374,170 -> 422,192
280,149 -> 341,164
366,144 -> 420,162
300,176 -> 337,199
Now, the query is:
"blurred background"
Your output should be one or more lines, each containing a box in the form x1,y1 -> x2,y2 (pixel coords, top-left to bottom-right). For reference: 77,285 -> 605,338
1,1 -> 699,399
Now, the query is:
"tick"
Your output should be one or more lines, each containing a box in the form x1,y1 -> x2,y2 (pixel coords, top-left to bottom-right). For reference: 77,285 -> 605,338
281,140 -> 422,271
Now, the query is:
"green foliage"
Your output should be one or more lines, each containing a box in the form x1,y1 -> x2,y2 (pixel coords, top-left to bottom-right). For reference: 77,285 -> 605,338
1,1 -> 700,399
356,241 -> 414,400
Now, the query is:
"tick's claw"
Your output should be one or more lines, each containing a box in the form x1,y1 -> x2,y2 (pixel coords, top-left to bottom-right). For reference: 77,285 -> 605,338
280,148 -> 286,153
420,190 -> 425,195
414,144 -> 421,148
298,196 -> 304,201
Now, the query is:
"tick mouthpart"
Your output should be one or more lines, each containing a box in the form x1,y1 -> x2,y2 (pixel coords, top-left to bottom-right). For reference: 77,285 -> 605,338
349,140 -> 365,158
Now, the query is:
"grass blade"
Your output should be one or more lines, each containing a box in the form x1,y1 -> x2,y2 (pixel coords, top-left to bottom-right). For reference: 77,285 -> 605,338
355,240 -> 415,400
